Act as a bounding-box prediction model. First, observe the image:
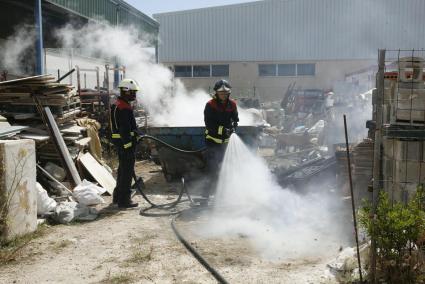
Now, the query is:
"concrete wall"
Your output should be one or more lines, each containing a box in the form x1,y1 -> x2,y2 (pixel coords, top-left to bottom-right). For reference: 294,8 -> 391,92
165,59 -> 374,102
0,140 -> 37,241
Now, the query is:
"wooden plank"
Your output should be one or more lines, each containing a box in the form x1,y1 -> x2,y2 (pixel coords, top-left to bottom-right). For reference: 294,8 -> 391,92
78,152 -> 115,195
60,124 -> 85,134
74,137 -> 91,148
24,127 -> 48,135
44,107 -> 81,187
0,126 -> 28,137
14,113 -> 37,120
0,75 -> 54,85
19,133 -> 50,142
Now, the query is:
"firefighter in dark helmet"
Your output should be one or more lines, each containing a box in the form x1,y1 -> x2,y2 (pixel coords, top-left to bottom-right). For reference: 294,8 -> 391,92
202,79 -> 239,204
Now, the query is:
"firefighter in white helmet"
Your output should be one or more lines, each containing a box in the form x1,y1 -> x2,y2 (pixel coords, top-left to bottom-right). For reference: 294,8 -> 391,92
110,78 -> 140,208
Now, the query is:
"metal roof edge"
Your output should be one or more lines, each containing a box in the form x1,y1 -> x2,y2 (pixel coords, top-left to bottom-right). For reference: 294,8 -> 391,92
153,0 -> 263,18
117,0 -> 159,28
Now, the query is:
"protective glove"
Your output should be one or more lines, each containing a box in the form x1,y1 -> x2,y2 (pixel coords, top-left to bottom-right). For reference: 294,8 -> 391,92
136,131 -> 145,143
232,122 -> 238,132
224,128 -> 234,137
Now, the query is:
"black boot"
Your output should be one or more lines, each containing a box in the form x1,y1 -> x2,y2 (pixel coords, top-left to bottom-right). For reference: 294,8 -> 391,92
118,202 -> 139,209
112,188 -> 119,204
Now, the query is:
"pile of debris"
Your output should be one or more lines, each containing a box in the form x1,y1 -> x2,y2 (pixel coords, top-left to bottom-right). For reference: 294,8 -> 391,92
0,75 -> 80,123
0,75 -> 116,240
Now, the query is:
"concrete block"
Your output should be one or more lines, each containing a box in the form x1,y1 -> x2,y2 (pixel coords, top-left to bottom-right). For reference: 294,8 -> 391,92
383,138 -> 423,161
394,161 -> 420,183
0,140 -> 37,241
398,57 -> 424,83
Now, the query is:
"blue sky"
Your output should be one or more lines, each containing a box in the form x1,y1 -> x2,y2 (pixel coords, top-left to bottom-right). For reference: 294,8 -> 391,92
124,0 -> 257,17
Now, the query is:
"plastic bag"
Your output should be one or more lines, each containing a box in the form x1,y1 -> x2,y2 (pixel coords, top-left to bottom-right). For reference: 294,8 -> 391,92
72,179 -> 106,206
36,182 -> 57,215
53,201 -> 98,224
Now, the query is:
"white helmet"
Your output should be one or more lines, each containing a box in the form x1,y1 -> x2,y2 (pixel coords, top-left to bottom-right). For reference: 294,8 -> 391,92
118,78 -> 140,91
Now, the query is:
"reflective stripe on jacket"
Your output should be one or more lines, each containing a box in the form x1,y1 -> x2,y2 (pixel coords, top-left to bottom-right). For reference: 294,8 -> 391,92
110,98 -> 138,149
204,96 -> 239,144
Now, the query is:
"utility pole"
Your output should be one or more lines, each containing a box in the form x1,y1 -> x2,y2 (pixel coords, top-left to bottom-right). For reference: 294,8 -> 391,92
114,4 -> 120,88
34,0 -> 44,75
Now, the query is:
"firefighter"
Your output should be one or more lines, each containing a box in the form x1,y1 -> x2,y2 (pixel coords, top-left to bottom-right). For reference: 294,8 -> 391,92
202,79 -> 239,203
111,78 -> 140,208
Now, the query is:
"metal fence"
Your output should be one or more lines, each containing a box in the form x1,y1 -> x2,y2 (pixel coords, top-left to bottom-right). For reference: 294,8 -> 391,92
374,49 -> 425,204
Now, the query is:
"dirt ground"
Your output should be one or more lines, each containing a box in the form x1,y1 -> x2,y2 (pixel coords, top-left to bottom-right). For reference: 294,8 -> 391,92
0,160 -> 341,284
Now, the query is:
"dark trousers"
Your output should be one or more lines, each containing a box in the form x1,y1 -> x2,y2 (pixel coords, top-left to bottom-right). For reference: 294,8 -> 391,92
113,148 -> 135,205
202,140 -> 227,199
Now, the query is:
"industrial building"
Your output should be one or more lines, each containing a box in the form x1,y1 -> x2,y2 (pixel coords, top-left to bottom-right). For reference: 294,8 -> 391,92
0,0 -> 158,87
154,0 -> 425,101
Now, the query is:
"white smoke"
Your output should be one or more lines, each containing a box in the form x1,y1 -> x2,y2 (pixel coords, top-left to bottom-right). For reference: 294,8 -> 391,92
55,23 -> 256,126
199,135 -> 347,260
0,26 -> 35,74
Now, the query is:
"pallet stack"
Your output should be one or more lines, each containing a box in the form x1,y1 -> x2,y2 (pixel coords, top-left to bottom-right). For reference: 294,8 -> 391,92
381,56 -> 425,203
0,75 -> 86,163
0,75 -> 81,124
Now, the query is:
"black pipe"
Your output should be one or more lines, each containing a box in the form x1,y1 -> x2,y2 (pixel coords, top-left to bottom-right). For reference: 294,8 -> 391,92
57,68 -> 76,83
343,114 -> 363,283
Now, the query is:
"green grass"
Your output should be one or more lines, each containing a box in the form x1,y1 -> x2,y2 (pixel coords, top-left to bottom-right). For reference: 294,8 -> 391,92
100,271 -> 134,284
51,239 -> 73,252
0,225 -> 48,264
126,246 -> 153,264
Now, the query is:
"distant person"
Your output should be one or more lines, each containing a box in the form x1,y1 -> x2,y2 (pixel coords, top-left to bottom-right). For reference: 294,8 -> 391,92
110,78 -> 140,209
202,79 -> 239,205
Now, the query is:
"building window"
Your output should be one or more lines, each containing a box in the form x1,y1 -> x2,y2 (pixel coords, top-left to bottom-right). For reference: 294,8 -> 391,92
259,64 -> 276,76
297,63 -> 315,76
212,65 -> 229,77
278,64 -> 296,76
174,65 -> 192,77
193,65 -> 210,77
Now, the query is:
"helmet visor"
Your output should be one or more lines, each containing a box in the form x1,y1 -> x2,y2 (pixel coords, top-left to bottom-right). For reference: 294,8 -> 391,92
215,82 -> 231,93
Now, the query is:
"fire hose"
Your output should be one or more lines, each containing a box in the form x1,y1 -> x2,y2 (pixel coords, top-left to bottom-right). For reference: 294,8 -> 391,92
133,135 -> 229,284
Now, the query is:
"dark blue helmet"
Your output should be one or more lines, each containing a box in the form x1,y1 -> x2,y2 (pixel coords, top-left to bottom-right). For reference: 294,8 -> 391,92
213,79 -> 231,93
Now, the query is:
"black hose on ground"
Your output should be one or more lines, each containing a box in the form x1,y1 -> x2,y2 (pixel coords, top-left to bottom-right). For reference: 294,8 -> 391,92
171,208 -> 229,284
135,134 -> 201,216
137,178 -> 229,283
137,175 -> 194,217
135,135 -> 229,283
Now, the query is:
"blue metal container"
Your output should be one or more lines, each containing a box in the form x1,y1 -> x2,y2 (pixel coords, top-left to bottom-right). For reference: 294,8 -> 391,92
145,126 -> 261,180
146,126 -> 261,150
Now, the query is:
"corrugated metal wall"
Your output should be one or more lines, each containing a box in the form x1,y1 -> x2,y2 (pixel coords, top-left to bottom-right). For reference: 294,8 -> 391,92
155,0 -> 425,62
45,0 -> 158,34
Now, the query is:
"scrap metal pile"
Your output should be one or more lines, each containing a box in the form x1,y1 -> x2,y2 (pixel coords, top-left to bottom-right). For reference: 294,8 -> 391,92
258,85 -> 372,192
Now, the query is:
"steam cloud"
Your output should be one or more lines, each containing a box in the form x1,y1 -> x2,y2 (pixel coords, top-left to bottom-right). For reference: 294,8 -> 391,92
55,23 -> 257,126
199,135 -> 348,260
0,26 -> 35,75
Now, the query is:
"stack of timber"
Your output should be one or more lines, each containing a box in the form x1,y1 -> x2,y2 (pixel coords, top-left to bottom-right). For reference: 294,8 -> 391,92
0,75 -> 81,124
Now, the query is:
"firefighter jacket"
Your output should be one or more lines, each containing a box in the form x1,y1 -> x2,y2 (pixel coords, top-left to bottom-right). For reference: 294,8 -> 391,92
111,98 -> 138,150
204,96 -> 239,144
